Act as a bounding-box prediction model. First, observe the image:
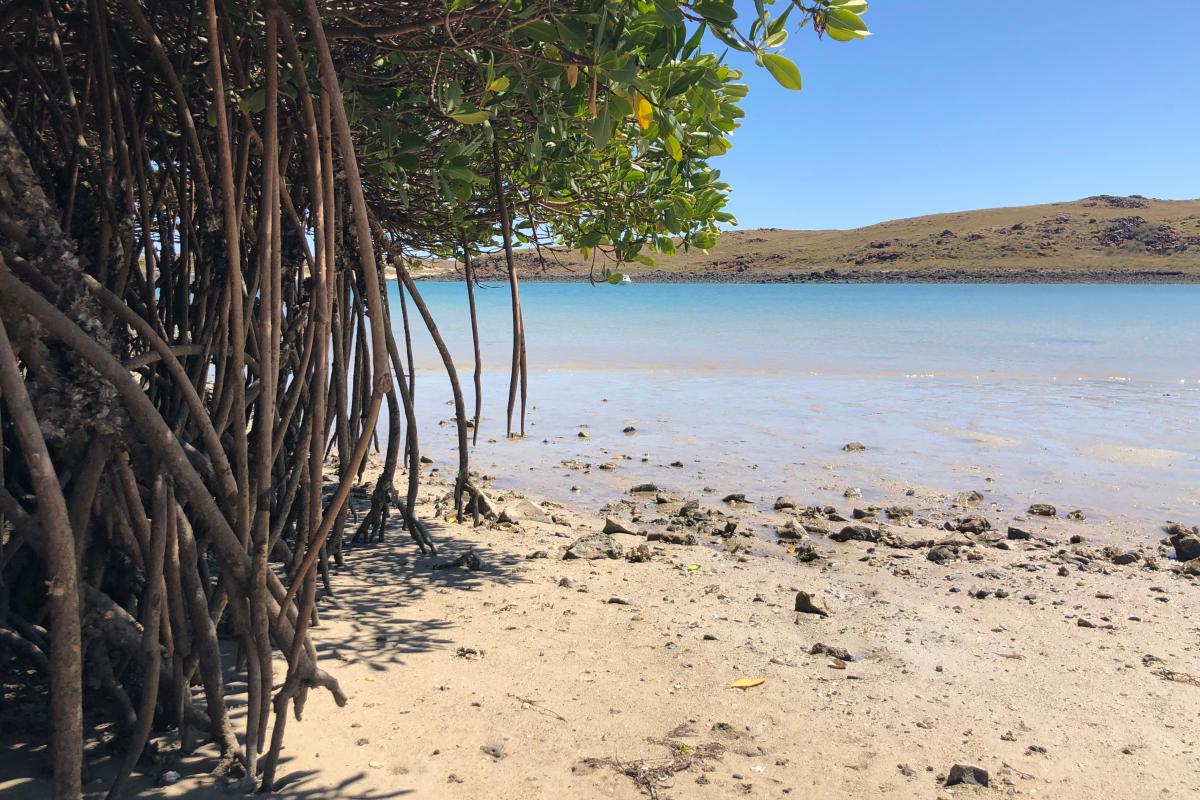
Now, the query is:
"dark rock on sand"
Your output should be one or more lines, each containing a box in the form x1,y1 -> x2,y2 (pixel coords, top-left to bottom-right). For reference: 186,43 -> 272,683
1167,526 -> 1200,561
842,441 -> 867,452
794,591 -> 831,617
774,497 -> 798,510
831,525 -> 879,543
1028,503 -> 1057,517
722,493 -> 747,504
563,533 -> 623,560
776,520 -> 804,540
1111,551 -> 1140,566
630,483 -> 659,494
945,764 -> 989,788
809,643 -> 854,661
1067,509 -> 1086,521
1006,526 -> 1032,540
927,545 -> 958,565
955,515 -> 991,534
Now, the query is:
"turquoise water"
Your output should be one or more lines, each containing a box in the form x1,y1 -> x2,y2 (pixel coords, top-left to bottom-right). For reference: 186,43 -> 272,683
390,282 -> 1200,524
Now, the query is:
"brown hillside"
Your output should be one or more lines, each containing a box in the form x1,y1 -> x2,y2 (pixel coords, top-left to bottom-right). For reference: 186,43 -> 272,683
417,196 -> 1200,281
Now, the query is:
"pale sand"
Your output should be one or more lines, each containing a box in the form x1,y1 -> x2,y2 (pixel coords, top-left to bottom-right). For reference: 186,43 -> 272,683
4,475 -> 1199,799
1078,443 -> 1190,470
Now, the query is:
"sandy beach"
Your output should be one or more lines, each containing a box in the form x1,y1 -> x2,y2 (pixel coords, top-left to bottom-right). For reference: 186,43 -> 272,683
8,458 -> 1197,800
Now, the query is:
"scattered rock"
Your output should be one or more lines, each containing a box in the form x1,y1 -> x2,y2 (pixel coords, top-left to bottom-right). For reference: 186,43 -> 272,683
622,426 -> 636,433
927,545 -> 958,565
794,591 -> 830,617
469,490 -> 500,518
602,517 -> 640,535
498,499 -> 552,524
831,524 -> 879,543
563,533 -> 623,560
607,596 -> 632,605
842,441 -> 867,452
1006,526 -> 1032,540
1069,533 -> 1085,545
158,771 -> 181,787
525,550 -> 549,560
774,497 -> 798,510
577,430 -> 590,438
480,743 -> 505,760
843,487 -> 862,498
1067,509 -> 1085,521
722,493 -> 747,504
945,764 -> 989,788
776,520 -> 804,540
1167,526 -> 1200,562
954,491 -> 984,506
955,515 -> 991,534
809,643 -> 854,661
646,530 -> 698,545
557,577 -> 575,588
625,544 -> 652,563
1077,618 -> 1097,628
1028,503 -> 1057,517
1111,551 -> 1140,566
630,483 -> 659,494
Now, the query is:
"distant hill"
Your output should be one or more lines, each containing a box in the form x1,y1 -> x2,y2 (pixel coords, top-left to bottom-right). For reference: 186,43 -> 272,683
419,196 -> 1200,282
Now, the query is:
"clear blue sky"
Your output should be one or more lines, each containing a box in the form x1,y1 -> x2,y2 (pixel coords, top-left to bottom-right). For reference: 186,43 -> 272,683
717,1 -> 1200,230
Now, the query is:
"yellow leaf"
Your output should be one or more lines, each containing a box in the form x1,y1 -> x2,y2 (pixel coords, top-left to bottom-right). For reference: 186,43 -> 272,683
686,564 -> 700,571
634,95 -> 652,130
730,677 -> 766,690
566,65 -> 579,88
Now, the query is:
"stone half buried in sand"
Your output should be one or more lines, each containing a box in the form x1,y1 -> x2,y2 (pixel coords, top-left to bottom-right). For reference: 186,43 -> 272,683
794,591 -> 830,617
945,764 -> 989,788
497,498 -> 552,525
563,533 -> 623,560
602,517 -> 640,535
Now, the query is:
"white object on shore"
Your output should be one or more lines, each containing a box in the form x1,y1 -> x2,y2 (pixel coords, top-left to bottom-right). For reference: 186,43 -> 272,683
619,274 -> 632,284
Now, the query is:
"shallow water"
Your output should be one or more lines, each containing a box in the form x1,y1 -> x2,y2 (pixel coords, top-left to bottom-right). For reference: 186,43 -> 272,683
389,282 -> 1200,526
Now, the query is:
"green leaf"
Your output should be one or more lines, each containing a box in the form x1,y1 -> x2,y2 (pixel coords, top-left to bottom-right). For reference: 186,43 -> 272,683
606,272 -> 625,284
826,8 -> 869,33
831,0 -> 869,14
488,76 -> 510,94
245,88 -> 266,114
653,0 -> 684,26
664,134 -> 682,161
696,0 -> 737,27
761,53 -> 802,91
449,110 -> 491,124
